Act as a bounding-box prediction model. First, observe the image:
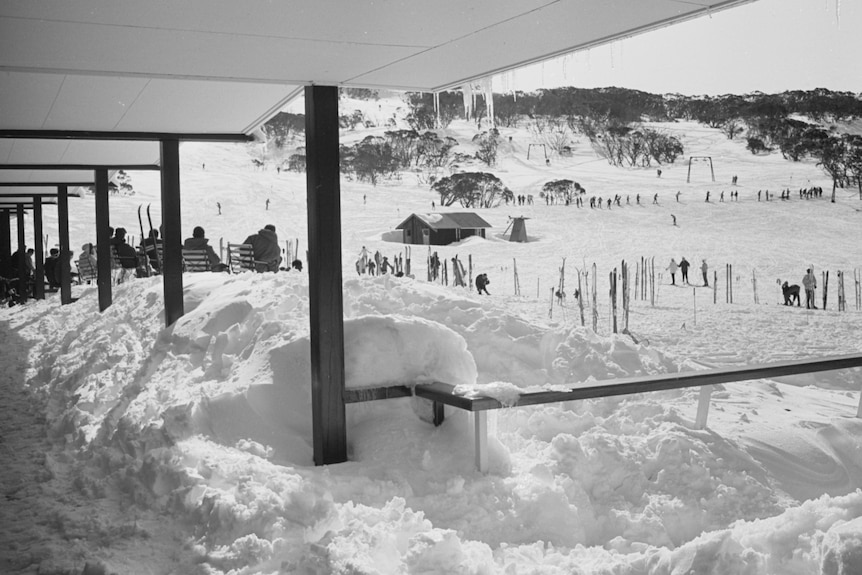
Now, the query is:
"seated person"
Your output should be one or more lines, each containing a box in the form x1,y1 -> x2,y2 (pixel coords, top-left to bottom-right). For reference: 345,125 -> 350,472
113,228 -> 139,271
183,226 -> 228,272
44,248 -> 61,288
243,224 -> 282,272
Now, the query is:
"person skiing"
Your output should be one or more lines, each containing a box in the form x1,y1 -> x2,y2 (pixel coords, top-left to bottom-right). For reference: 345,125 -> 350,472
666,258 -> 678,285
802,268 -> 818,309
701,259 -> 709,287
679,257 -> 690,284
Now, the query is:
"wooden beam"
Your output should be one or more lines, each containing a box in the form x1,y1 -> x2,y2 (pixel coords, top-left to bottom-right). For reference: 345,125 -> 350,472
0,210 -> 10,259
0,189 -> 83,197
343,386 -> 413,404
16,204 -> 27,303
160,139 -> 184,327
415,353 -> 862,411
0,164 -> 159,171
32,196 -> 45,300
0,130 -> 254,142
0,182 -> 92,187
57,186 -> 73,305
305,85 -> 347,466
95,168 -> 112,312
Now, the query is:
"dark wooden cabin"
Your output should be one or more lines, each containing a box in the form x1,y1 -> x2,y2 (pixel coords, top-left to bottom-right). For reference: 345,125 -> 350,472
396,212 -> 492,245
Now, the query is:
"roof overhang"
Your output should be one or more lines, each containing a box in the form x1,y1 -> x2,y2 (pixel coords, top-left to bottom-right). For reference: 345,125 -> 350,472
0,0 -> 759,167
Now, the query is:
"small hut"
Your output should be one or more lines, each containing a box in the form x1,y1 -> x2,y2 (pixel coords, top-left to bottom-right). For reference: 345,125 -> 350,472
396,212 -> 492,246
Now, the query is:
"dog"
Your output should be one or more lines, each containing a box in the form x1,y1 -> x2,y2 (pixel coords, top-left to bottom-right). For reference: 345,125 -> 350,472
782,281 -> 801,306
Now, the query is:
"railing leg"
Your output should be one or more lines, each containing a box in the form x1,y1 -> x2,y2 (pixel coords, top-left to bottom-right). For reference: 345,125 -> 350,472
475,411 -> 488,473
432,401 -> 445,426
695,385 -> 712,430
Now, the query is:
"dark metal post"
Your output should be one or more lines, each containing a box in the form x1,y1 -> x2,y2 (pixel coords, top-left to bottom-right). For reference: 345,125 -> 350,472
16,204 -> 27,302
160,138 -> 184,326
305,85 -> 347,466
95,168 -> 112,311
0,209 -> 10,260
32,196 -> 45,299
57,185 -> 72,304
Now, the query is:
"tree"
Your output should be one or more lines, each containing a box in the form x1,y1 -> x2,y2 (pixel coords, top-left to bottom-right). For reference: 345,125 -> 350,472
473,129 -> 501,166
261,112 -> 304,148
720,119 -> 744,140
843,134 -> 862,199
431,172 -> 510,208
814,135 -> 849,202
341,136 -> 399,186
542,180 -> 577,204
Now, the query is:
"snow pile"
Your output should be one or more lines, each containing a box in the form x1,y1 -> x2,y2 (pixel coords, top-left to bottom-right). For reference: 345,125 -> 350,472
10,270 -> 860,573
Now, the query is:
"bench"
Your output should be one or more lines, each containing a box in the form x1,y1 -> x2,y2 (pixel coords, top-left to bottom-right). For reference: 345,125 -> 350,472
182,248 -> 212,272
347,353 -> 862,472
75,258 -> 97,284
227,243 -> 256,273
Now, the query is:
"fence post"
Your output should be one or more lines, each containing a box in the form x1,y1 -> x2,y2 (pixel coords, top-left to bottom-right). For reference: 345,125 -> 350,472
695,386 -> 712,429
475,411 -> 489,473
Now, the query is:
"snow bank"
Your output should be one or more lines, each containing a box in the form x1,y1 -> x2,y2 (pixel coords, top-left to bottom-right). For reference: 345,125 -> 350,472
15,268 -> 862,574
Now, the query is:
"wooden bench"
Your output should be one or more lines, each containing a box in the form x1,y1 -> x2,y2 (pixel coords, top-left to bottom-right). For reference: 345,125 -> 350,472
227,243 -> 256,273
182,248 -> 212,272
346,353 -> 862,472
75,258 -> 98,284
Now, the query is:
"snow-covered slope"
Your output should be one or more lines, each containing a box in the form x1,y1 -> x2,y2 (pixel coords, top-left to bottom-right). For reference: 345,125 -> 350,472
1,95 -> 861,574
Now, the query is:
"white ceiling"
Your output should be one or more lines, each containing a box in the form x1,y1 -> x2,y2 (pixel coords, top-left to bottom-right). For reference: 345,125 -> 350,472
0,0 -> 758,174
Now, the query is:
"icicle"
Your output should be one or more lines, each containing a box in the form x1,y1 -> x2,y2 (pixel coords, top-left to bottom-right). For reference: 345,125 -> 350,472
836,0 -> 841,26
461,83 -> 473,120
434,92 -> 440,127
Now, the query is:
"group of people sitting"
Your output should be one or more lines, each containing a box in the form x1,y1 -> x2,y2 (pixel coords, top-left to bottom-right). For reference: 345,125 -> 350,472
79,223 -> 295,280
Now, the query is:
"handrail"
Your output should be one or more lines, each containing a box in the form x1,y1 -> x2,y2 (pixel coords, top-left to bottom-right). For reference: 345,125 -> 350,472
414,353 -> 862,472
414,353 -> 862,411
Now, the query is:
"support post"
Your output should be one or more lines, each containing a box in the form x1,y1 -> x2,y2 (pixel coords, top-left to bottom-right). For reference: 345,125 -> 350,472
95,168 -> 112,312
32,196 -> 45,299
0,209 -> 10,260
474,411 -> 489,473
695,385 -> 712,429
57,185 -> 73,304
432,401 -> 445,426
16,204 -> 27,302
160,138 -> 184,326
306,85 -> 347,466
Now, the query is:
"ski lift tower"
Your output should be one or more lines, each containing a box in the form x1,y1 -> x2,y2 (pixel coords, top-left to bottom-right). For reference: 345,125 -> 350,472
504,216 -> 529,242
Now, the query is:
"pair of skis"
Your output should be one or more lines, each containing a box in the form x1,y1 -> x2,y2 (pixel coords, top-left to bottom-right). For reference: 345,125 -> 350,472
137,204 -> 162,276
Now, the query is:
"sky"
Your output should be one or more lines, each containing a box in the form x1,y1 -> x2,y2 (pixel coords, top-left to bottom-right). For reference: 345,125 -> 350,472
1,94 -> 861,573
499,0 -> 861,96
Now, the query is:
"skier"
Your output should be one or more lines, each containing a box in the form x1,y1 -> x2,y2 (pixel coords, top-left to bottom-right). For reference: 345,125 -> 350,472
666,258 -> 679,285
701,259 -> 709,287
679,257 -> 691,284
802,268 -> 817,309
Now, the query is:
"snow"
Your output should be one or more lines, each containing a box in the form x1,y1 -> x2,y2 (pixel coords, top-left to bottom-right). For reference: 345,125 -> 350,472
1,94 -> 861,574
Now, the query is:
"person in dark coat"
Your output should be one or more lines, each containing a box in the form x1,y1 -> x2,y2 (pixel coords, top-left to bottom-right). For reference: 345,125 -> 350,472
184,226 -> 228,271
243,224 -> 282,272
679,257 -> 691,284
44,248 -> 61,288
476,273 -> 490,295
113,228 -> 138,270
